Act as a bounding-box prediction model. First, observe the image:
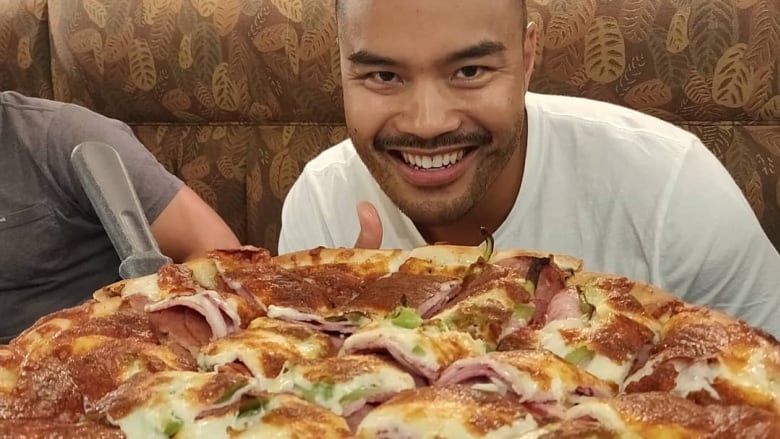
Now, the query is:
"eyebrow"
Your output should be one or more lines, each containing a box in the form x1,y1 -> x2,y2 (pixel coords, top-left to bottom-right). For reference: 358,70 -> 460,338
347,40 -> 507,67
446,41 -> 507,63
347,50 -> 398,66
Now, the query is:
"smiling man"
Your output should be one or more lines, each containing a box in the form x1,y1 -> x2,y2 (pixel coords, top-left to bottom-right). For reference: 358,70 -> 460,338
278,0 -> 780,336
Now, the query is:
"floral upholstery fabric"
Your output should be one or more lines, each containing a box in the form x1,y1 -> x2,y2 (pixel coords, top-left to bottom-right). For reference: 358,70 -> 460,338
0,0 -> 52,99
0,0 -> 778,254
527,0 -> 780,245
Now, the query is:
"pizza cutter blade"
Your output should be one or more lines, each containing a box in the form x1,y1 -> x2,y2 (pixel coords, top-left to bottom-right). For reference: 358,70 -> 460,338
70,141 -> 172,279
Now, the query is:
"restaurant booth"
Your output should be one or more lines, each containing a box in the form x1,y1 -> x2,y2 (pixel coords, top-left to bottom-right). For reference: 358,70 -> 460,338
0,0 -> 778,254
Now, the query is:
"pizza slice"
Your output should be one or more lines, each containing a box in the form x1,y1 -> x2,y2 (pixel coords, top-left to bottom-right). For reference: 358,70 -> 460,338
63,335 -> 196,406
0,345 -> 20,396
0,353 -> 85,422
96,257 -> 262,353
208,248 -> 374,334
268,249 -> 466,332
93,370 -> 352,439
340,314 -> 487,382
499,273 -> 661,386
515,420 -> 618,439
356,384 -> 540,438
273,244 -> 487,277
563,392 -> 780,438
622,306 -> 780,414
10,296 -> 158,361
266,354 -> 415,427
0,420 -> 124,439
1,333 -> 196,422
197,317 -> 335,380
429,262 -> 534,349
435,350 -> 616,419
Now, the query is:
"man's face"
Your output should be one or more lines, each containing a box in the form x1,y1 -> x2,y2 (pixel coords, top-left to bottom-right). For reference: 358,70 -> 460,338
338,0 -> 537,226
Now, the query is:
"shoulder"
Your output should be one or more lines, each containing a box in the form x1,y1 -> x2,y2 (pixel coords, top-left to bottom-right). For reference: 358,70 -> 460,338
302,138 -> 365,173
0,91 -> 126,134
0,92 -> 64,148
296,138 -> 374,187
0,90 -> 65,114
527,92 -> 697,157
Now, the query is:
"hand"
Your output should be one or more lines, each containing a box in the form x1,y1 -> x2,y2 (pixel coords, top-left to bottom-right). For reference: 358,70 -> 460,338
354,201 -> 383,249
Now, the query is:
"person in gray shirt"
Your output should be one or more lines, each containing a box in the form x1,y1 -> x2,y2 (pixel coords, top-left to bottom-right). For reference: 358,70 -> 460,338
0,91 -> 240,343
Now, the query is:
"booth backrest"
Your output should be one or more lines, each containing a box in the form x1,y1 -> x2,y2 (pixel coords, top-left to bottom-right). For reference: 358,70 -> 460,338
1,0 -> 778,253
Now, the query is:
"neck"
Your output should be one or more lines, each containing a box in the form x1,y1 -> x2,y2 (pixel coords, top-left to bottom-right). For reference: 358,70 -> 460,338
417,118 -> 528,246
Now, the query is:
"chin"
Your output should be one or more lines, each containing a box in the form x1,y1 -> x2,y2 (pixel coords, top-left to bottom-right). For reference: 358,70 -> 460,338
395,197 -> 473,226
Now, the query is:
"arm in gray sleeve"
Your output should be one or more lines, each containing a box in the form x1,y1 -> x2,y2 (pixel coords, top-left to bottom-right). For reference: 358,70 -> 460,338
44,103 -> 183,224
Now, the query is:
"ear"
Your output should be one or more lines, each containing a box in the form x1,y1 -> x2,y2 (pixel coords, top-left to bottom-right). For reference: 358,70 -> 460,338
523,21 -> 538,88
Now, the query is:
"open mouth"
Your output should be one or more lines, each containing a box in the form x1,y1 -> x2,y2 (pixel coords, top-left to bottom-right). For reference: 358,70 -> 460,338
389,147 -> 476,170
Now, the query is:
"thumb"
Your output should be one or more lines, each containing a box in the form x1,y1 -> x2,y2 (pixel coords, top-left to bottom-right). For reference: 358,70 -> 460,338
354,201 -> 383,249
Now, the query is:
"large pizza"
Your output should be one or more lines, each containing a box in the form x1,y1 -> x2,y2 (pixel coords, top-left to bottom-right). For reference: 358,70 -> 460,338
1,241 -> 779,438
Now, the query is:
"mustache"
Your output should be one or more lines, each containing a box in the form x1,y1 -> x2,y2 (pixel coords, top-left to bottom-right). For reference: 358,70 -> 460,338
374,130 -> 492,150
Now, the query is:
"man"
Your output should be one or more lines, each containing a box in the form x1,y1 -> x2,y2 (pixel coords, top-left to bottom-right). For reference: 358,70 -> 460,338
0,91 -> 240,342
278,0 -> 780,335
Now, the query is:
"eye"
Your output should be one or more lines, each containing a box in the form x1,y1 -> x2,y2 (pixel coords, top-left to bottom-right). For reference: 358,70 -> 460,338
368,71 -> 400,83
454,66 -> 485,80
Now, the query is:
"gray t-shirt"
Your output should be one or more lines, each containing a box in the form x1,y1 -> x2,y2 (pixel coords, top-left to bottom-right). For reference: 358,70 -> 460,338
0,91 -> 183,342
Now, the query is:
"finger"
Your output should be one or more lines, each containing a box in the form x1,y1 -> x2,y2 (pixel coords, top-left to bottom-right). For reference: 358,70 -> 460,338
354,201 -> 383,249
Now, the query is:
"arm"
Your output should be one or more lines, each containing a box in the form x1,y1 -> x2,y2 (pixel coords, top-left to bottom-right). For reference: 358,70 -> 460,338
151,185 -> 240,262
657,138 -> 780,337
46,103 -> 240,262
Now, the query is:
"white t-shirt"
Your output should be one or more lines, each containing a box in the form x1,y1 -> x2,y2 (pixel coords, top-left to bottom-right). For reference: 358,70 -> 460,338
279,92 -> 780,336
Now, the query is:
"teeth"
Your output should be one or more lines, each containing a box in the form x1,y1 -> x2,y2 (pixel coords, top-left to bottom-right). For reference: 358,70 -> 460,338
400,149 -> 468,169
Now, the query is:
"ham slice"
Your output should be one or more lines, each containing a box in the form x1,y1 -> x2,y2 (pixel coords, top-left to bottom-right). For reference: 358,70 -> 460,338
340,323 -> 486,382
414,282 -> 461,318
435,350 -> 616,405
144,290 -> 242,356
148,308 -> 211,355
493,256 -> 570,326
266,306 -> 364,333
544,286 -> 582,323
145,291 -> 238,340
345,404 -> 375,433
530,263 -> 568,325
494,256 -> 548,282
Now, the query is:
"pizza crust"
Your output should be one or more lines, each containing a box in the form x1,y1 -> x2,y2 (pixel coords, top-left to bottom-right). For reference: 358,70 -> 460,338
5,243 -> 779,438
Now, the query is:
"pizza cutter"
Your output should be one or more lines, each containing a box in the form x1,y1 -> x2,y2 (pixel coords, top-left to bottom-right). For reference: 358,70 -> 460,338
70,141 -> 172,279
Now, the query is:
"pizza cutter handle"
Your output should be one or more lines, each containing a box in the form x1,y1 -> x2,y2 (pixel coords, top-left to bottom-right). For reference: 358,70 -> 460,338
70,141 -> 172,279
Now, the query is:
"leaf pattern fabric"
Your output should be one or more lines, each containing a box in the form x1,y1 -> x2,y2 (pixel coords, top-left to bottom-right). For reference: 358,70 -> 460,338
0,0 -> 776,253
0,0 -> 52,99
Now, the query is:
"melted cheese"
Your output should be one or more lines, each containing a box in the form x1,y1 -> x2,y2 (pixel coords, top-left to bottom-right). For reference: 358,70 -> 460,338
90,296 -> 123,318
341,321 -> 486,378
583,353 -> 630,386
620,358 -> 656,392
484,362 -> 542,401
672,361 -> 719,399
358,409 -> 538,439
672,353 -> 780,409
108,372 -> 255,439
187,259 -> 219,290
538,318 -> 629,385
71,335 -> 110,355
121,274 -> 161,300
268,362 -> 415,415
197,322 -> 330,378
232,394 -> 351,438
565,401 -> 628,432
0,366 -> 18,393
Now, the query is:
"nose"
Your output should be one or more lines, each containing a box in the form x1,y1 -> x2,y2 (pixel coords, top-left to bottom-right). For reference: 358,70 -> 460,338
394,81 -> 461,140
